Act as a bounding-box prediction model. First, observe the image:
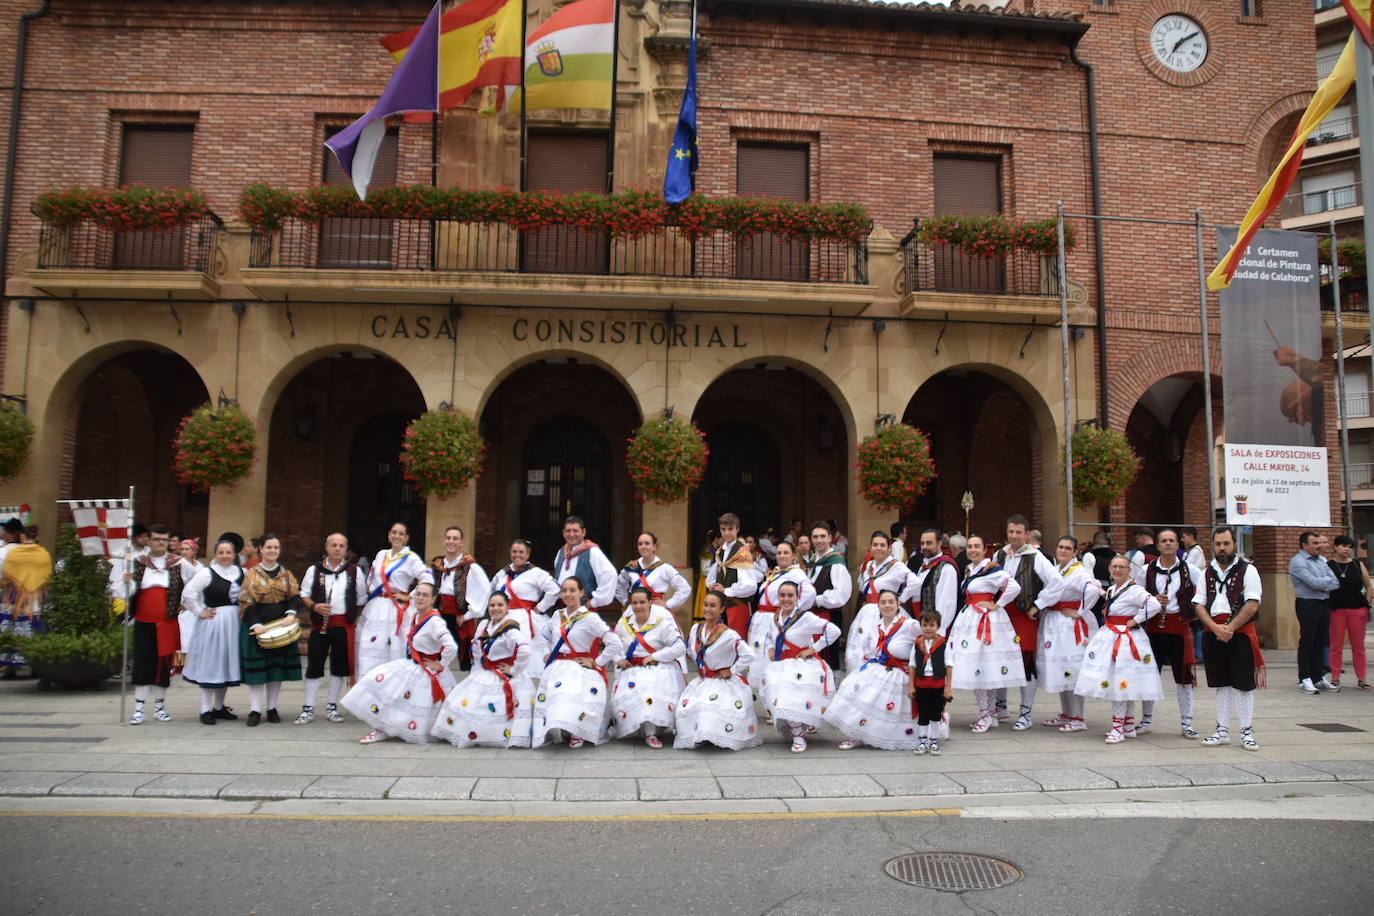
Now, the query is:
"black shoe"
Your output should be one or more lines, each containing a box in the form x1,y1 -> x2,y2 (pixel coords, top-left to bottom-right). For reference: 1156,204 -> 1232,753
214,706 -> 237,721
246,711 -> 261,727
266,708 -> 281,724
199,711 -> 217,725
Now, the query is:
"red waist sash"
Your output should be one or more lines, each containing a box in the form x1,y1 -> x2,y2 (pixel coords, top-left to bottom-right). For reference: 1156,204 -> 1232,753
1104,615 -> 1142,662
966,592 -> 997,645
777,640 -> 831,695
414,651 -> 446,703
481,654 -> 518,718
134,588 -> 180,677
555,648 -> 607,686
1050,601 -> 1092,645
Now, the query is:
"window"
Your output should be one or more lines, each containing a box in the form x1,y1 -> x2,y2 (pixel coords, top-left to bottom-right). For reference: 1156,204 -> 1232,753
736,142 -> 809,280
1312,105 -> 1354,144
1302,170 -> 1357,214
522,132 -> 608,274
1239,0 -> 1260,16
319,125 -> 397,268
116,124 -> 194,268
1317,43 -> 1344,81
932,155 -> 1004,292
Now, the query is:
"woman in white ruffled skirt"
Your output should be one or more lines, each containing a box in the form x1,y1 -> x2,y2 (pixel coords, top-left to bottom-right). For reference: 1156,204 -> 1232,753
759,581 -> 840,753
675,592 -> 762,750
531,577 -> 624,748
947,535 -> 1024,733
825,589 -> 921,750
610,588 -> 686,747
1075,555 -> 1164,743
343,582 -> 456,744
433,591 -> 535,748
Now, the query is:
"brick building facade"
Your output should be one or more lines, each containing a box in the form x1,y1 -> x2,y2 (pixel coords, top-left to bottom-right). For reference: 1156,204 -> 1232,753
0,0 -> 1343,646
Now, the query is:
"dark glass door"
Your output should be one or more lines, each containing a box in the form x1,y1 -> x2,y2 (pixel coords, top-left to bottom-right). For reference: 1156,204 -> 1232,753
693,420 -> 780,539
521,416 -> 611,567
348,410 -> 426,559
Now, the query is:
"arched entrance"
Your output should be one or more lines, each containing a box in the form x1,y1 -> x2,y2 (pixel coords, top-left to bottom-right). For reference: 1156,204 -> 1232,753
1124,374 -> 1216,528
265,351 -> 426,568
476,359 -> 641,572
61,346 -> 210,539
904,368 -> 1046,538
691,364 -> 846,550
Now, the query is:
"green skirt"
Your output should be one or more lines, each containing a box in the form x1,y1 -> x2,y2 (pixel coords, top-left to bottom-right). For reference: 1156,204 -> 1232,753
239,624 -> 302,686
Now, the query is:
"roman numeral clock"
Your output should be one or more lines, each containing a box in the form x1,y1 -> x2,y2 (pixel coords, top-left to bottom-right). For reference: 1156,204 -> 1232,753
1137,5 -> 1221,87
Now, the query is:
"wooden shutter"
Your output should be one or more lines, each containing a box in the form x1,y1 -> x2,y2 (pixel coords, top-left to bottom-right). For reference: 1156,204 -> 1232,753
319,127 -> 398,268
115,126 -> 195,268
932,156 -> 1004,292
522,133 -> 609,274
933,157 -> 1000,215
736,143 -> 809,280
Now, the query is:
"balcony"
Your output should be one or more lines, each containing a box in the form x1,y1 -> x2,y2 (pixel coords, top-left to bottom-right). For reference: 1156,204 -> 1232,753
1306,115 -> 1357,153
896,219 -> 1063,321
1282,183 -> 1363,230
1350,462 -> 1374,491
242,216 -> 873,316
1315,0 -> 1341,10
29,214 -> 223,300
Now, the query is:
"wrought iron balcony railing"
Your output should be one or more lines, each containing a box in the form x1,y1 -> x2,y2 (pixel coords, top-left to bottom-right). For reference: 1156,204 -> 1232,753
36,214 -> 222,272
249,217 -> 870,285
899,220 -> 1061,297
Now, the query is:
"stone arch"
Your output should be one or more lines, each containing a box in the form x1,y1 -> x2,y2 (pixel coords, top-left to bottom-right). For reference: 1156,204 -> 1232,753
903,360 -> 1062,538
1243,91 -> 1321,179
254,341 -> 427,431
1123,371 -> 1219,529
1108,335 -> 1223,431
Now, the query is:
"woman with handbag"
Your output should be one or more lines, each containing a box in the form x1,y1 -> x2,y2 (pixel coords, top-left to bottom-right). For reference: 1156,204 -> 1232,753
237,534 -> 302,727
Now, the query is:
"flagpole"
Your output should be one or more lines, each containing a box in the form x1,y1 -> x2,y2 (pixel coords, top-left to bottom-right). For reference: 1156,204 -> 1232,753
518,0 -> 528,193
1355,37 -> 1374,300
118,485 -> 133,725
1332,216 -> 1354,538
605,0 -> 620,196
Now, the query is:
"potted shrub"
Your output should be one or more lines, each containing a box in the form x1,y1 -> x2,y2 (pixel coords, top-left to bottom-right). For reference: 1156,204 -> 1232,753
18,524 -> 123,689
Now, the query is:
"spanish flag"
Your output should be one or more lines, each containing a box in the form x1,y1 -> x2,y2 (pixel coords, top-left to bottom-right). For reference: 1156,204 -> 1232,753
1209,27 -> 1365,289
501,0 -> 616,113
381,0 -> 522,112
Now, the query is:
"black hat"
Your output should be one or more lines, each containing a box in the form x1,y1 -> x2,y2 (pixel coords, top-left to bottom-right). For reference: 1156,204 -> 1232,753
1,518 -> 23,535
217,531 -> 244,553
132,523 -> 149,537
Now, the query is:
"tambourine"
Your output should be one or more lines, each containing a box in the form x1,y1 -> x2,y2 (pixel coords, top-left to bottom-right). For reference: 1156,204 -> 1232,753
255,616 -> 302,649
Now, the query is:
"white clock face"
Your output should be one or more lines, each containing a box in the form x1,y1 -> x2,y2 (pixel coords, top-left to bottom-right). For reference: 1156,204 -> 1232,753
1150,14 -> 1209,74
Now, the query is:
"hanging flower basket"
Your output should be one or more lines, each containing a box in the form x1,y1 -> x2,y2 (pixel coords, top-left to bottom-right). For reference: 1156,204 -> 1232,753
399,407 -> 485,500
856,423 -> 936,513
1068,423 -> 1141,508
0,401 -> 34,484
626,416 -> 709,505
173,402 -> 258,493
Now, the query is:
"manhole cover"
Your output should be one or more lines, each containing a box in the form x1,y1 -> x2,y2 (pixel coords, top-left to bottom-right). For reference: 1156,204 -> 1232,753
883,852 -> 1022,891
1299,722 -> 1365,733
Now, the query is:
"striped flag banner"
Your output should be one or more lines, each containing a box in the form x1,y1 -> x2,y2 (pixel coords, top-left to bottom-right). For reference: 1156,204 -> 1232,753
0,504 -> 29,524
66,500 -> 133,558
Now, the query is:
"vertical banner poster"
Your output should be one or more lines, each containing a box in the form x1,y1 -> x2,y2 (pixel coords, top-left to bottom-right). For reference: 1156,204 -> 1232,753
1218,227 -> 1329,526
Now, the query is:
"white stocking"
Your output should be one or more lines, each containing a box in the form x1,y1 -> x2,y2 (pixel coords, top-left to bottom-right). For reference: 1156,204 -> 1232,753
302,678 -> 321,708
1068,693 -> 1085,719
1235,689 -> 1254,729
199,688 -> 216,714
213,687 -> 228,708
1140,700 -> 1155,722
328,676 -> 344,705
1176,684 -> 1194,725
150,686 -> 167,705
1019,684 -> 1037,716
265,681 -> 282,710
133,685 -> 150,703
974,689 -> 993,718
1214,687 -> 1232,733
247,683 -> 265,713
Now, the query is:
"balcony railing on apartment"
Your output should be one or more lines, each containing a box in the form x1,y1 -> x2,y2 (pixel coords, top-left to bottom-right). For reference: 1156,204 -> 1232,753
1304,184 -> 1359,215
1308,116 -> 1356,145
248,217 -> 870,285
898,220 -> 1061,297
36,214 -> 223,271
1350,462 -> 1374,489
1344,390 -> 1372,419
1315,0 -> 1342,11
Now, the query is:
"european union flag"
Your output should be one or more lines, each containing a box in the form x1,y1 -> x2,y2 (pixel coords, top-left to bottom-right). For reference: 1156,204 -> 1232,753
663,23 -> 697,205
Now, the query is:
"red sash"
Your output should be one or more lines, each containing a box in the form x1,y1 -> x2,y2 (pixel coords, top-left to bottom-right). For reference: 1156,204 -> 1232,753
481,653 -> 519,719
778,639 -> 832,696
383,573 -> 410,636
135,587 -> 180,679
861,558 -> 896,605
966,592 -> 997,645
408,612 -> 447,703
440,594 -> 477,648
724,600 -> 751,638
1105,615 -> 1143,662
557,648 -> 608,686
1050,600 -> 1092,646
1212,613 -> 1266,687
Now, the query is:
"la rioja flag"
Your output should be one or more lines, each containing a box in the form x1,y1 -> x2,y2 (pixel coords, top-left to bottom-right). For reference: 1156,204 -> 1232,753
71,500 -> 132,558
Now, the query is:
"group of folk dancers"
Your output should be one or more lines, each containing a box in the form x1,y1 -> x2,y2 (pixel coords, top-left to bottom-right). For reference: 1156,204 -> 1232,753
115,511 -> 1266,754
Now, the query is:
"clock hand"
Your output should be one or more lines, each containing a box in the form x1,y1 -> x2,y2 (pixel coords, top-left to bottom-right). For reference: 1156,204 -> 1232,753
1172,31 -> 1199,54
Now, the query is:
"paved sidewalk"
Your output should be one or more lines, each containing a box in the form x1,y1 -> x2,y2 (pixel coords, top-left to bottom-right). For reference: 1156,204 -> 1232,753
2,651 -> 1371,807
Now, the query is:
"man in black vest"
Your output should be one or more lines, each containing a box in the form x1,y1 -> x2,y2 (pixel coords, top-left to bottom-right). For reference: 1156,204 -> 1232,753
424,525 -> 490,671
994,515 -> 1058,729
1193,527 -> 1265,751
1134,529 -> 1205,738
910,528 -> 958,632
707,512 -> 760,637
808,522 -> 851,669
296,533 -> 368,724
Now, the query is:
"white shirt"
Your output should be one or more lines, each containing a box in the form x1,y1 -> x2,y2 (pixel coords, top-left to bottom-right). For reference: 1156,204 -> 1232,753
110,553 -> 196,601
1133,556 -> 1204,615
1198,558 -> 1263,619
302,560 -> 370,616
489,563 -> 562,616
907,553 -> 959,627
755,565 -> 817,612
961,559 -> 1021,610
706,540 -> 762,599
540,607 -> 626,666
807,550 -> 853,610
552,541 -> 618,609
998,544 -> 1060,611
890,538 -> 907,564
1103,581 -> 1161,626
855,556 -> 912,606
1183,544 -> 1206,570
422,556 -> 491,621
615,557 -> 691,610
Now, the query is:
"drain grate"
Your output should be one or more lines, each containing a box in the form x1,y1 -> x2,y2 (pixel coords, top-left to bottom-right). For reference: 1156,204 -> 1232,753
884,852 -> 1022,892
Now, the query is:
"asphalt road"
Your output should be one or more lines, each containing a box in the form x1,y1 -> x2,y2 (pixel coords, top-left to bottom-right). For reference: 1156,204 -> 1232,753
3,811 -> 1367,915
